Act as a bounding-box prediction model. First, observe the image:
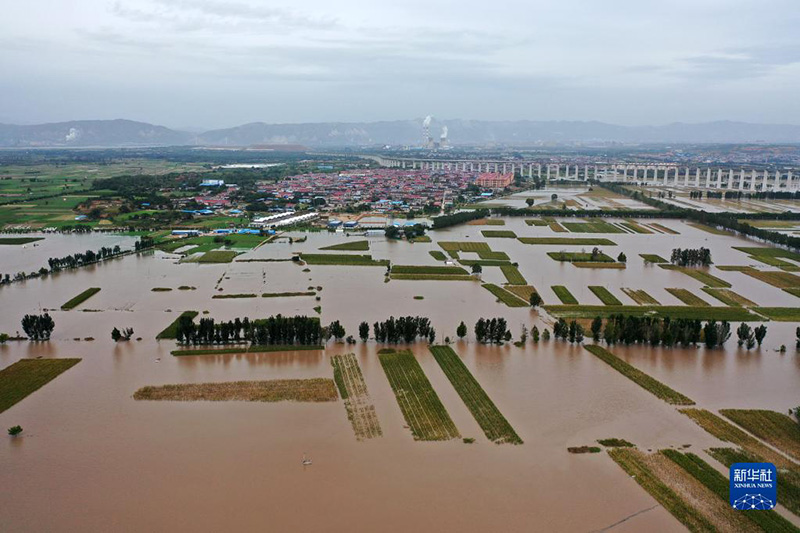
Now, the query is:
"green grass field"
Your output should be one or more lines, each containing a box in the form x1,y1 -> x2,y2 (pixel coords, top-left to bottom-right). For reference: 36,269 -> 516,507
319,240 -> 370,251
429,346 -> 522,444
391,265 -> 468,275
733,246 -> 800,270
552,285 -> 578,304
482,284 -> 529,307
378,350 -> 460,441
584,345 -> 694,405
589,286 -> 623,306
61,287 -> 101,310
753,307 -> 800,321
0,358 -> 81,413
301,253 -> 389,266
429,250 -> 447,261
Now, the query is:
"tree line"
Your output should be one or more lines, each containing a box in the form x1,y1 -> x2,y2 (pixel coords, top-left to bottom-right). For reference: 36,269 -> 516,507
175,315 -> 323,346
47,245 -> 122,271
587,314 -> 732,348
368,316 -> 435,344
21,314 -> 55,341
670,247 -> 712,267
431,209 -> 488,229
474,317 -> 510,344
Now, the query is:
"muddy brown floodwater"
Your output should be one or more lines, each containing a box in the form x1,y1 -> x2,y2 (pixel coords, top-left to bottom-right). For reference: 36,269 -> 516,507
1,218 -> 799,532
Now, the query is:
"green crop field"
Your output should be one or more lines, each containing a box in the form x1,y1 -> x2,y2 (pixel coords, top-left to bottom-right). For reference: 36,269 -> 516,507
378,350 -> 460,441
584,345 -> 694,405
481,230 -> 517,238
753,307 -> 800,321
639,254 -> 668,263
524,219 -> 548,226
573,262 -> 626,269
552,285 -> 578,304
331,353 -> 382,441
0,358 -> 82,413
621,288 -> 660,305
391,265 -> 468,275
156,311 -> 199,339
546,305 -> 757,321
500,265 -> 527,285
429,250 -> 447,261
319,240 -> 370,251
518,237 -> 616,246
193,250 -> 239,263
666,288 -> 710,307
733,246 -> 800,270
620,220 -> 653,234
562,220 -> 625,234
547,251 -> 615,262
720,409 -> 800,462
658,265 -> 731,288
608,448 -> 714,533
301,254 -> 389,266
701,288 -> 756,307
0,237 -> 44,245
589,286 -> 623,306
429,346 -> 522,444
482,283 -> 529,307
61,287 -> 101,310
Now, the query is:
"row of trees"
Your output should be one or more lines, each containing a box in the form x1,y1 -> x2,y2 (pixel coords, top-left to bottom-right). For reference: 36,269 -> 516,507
474,317 -> 510,344
21,314 -> 55,341
384,223 -> 428,240
368,316 -> 435,344
47,246 -> 122,271
587,315 -> 732,348
431,209 -> 488,229
670,247 -> 712,267
736,323 -> 767,349
553,319 -> 585,343
111,327 -> 134,342
175,315 -> 323,346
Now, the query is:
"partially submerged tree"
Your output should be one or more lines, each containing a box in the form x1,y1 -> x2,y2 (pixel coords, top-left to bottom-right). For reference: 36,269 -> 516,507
8,425 -> 22,437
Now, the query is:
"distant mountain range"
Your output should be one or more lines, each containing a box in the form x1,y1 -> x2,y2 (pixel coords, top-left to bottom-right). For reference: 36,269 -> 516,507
2,118 -> 800,148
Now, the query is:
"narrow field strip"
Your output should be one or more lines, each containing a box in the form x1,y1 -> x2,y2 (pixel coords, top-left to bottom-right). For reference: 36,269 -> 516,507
662,450 -> 798,532
659,265 -> 732,288
378,350 -> 460,441
622,288 -> 660,305
651,223 -> 679,234
666,288 -> 711,307
171,345 -> 324,356
133,379 -> 338,402
500,265 -> 527,285
481,230 -> 517,238
640,253 -> 668,264
545,304 -> 757,321
319,240 -> 369,251
701,288 -> 757,307
505,285 -> 539,303
584,345 -> 694,405
301,253 -> 389,266
518,237 -> 617,245
552,285 -> 578,304
156,311 -> 199,339
573,262 -> 626,269
61,287 -> 101,310
482,283 -> 529,307
331,354 -> 382,440
429,346 -> 522,444
719,409 -> 800,462
589,286 -> 623,306
608,448 -> 715,533
0,358 -> 82,414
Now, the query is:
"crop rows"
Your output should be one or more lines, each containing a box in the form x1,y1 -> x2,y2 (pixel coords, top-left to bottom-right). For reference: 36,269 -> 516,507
429,346 -> 522,444
331,353 -> 382,440
378,350 -> 460,441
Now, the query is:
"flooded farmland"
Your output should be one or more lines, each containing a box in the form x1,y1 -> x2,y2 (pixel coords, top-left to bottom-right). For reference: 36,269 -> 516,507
2,217 -> 799,532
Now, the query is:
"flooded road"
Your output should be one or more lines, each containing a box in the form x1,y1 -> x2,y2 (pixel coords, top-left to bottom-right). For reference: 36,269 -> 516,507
1,218 -> 797,531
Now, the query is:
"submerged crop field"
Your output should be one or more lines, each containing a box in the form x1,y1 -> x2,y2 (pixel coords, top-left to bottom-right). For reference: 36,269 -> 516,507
584,345 -> 694,405
301,253 -> 389,266
331,353 -> 382,441
133,379 -> 338,402
61,287 -> 101,310
0,358 -> 82,413
429,346 -> 522,444
378,349 -> 460,441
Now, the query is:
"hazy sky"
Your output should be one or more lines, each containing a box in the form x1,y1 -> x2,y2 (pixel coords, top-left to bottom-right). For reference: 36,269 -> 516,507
2,0 -> 799,129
